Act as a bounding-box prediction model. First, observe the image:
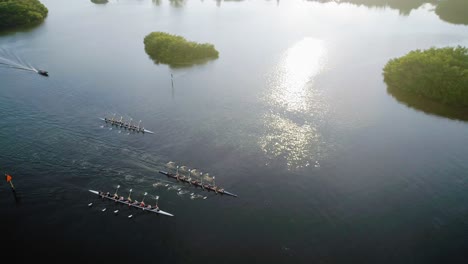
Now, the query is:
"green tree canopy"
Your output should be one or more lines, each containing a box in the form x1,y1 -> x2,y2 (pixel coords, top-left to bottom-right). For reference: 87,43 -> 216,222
0,0 -> 48,31
383,46 -> 468,107
144,32 -> 219,67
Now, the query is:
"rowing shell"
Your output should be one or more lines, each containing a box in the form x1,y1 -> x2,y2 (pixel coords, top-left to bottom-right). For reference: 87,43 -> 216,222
99,118 -> 155,134
158,171 -> 238,198
89,190 -> 174,217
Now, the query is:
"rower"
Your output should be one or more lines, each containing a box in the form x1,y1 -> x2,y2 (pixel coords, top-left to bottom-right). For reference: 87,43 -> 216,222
128,118 -> 132,130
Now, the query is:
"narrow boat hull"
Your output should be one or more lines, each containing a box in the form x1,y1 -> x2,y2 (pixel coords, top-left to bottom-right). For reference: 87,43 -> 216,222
89,190 -> 174,217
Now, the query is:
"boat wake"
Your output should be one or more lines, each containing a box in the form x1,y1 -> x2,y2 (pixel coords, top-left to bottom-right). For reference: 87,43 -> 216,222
0,49 -> 42,75
152,179 -> 207,200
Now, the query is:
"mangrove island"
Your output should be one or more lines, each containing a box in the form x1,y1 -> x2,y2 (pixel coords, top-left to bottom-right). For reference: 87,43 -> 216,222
384,46 -> 468,106
143,32 -> 219,67
0,0 -> 48,31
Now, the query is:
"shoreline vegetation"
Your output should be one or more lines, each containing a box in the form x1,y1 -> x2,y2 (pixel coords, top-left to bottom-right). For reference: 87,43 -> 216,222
0,0 -> 48,31
310,0 -> 467,25
143,32 -> 219,67
383,46 -> 468,120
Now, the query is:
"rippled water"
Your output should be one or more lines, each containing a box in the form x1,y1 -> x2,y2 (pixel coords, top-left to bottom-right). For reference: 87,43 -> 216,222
1,0 -> 467,263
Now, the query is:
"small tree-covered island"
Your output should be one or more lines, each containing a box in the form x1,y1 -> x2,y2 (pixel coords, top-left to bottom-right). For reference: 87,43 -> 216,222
383,46 -> 468,111
0,0 -> 48,31
144,32 -> 219,67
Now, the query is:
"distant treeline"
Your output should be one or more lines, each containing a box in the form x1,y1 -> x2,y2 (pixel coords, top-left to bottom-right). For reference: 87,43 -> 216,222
144,32 -> 219,67
0,0 -> 48,31
308,0 -> 468,25
309,0 -> 435,15
383,46 -> 468,107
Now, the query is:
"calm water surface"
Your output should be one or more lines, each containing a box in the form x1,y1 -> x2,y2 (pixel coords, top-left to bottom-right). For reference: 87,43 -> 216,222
1,0 -> 467,263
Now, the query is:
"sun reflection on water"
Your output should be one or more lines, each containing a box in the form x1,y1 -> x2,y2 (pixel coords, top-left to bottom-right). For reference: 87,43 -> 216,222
260,37 -> 328,169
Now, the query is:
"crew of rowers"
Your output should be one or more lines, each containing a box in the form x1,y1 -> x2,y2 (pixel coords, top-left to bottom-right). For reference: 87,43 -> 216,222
98,191 -> 160,211
173,173 -> 225,194
104,117 -> 146,133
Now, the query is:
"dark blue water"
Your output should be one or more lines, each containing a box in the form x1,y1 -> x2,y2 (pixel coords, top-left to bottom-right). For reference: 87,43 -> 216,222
1,0 -> 467,263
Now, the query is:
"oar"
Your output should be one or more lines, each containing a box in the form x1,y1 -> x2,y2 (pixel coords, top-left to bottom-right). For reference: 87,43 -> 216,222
114,185 -> 120,197
140,192 -> 148,208
127,189 -> 133,202
153,195 -> 160,211
200,172 -> 204,189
